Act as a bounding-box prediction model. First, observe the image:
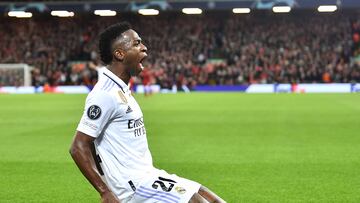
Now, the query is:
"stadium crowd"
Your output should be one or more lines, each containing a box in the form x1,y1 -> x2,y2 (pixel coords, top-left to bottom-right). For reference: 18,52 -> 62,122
1,11 -> 360,88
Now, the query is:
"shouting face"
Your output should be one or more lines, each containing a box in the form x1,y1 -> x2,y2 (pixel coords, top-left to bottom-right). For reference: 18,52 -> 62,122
113,29 -> 148,76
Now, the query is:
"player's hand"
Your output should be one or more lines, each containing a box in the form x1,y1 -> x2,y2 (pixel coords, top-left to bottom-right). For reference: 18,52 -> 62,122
101,190 -> 120,203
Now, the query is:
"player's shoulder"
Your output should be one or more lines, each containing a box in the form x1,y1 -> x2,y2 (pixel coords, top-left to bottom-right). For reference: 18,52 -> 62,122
86,83 -> 128,107
86,72 -> 130,108
85,91 -> 112,108
92,76 -> 115,93
89,74 -> 118,96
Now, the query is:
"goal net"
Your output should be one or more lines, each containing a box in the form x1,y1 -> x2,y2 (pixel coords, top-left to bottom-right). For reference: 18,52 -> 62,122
0,64 -> 32,86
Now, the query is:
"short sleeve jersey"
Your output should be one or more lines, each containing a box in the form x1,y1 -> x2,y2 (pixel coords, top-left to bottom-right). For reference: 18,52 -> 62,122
77,68 -> 154,199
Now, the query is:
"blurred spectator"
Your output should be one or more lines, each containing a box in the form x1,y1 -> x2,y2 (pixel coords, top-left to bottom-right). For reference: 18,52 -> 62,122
0,11 -> 359,87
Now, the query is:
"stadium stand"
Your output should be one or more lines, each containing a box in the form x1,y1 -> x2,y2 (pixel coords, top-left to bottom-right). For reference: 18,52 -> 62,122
1,11 -> 360,88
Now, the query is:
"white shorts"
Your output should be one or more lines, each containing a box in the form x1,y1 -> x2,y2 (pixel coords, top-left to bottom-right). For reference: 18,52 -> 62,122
128,169 -> 201,203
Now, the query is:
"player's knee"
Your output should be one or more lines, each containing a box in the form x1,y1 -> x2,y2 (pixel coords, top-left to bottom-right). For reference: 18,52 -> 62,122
197,185 -> 226,203
189,192 -> 208,203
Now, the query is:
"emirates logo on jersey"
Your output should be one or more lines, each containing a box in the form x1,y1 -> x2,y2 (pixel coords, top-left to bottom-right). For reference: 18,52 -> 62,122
87,105 -> 101,120
128,117 -> 146,137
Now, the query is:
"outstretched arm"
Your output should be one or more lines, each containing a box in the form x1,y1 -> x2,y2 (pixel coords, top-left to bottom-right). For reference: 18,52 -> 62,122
69,131 -> 120,203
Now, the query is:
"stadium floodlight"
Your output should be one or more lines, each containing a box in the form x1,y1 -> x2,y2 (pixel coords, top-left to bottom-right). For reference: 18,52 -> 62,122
8,11 -> 24,17
94,10 -> 117,16
15,12 -> 32,18
182,8 -> 202,15
232,8 -> 251,14
272,6 -> 291,13
8,11 -> 32,18
138,9 -> 159,16
317,5 -> 337,12
51,10 -> 74,17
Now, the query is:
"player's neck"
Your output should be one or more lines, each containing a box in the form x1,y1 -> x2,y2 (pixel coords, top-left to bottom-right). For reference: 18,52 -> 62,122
107,65 -> 130,84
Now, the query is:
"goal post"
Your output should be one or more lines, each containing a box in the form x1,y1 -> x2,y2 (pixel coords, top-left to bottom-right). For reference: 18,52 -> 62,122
0,64 -> 32,86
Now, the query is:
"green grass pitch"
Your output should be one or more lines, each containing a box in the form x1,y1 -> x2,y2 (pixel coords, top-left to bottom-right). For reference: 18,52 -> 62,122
0,93 -> 360,202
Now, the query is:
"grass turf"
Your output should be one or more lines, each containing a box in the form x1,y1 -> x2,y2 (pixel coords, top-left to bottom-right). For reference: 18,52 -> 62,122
0,93 -> 359,202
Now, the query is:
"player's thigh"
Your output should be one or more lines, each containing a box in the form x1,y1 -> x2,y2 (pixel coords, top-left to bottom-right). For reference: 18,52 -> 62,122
130,169 -> 200,203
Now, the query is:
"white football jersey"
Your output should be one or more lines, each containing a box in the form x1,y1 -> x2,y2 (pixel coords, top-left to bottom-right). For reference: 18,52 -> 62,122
77,68 -> 154,201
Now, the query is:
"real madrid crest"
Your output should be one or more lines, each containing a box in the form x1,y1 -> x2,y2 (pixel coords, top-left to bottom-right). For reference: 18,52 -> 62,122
175,186 -> 186,194
117,91 -> 128,104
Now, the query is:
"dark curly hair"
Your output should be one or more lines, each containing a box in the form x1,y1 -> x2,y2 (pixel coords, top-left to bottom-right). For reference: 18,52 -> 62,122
99,22 -> 131,65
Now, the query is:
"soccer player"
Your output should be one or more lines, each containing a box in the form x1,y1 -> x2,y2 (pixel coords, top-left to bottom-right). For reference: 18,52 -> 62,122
140,67 -> 152,96
69,22 -> 226,203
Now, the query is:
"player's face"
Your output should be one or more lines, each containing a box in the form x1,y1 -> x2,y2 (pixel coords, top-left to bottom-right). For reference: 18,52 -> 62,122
121,30 -> 148,76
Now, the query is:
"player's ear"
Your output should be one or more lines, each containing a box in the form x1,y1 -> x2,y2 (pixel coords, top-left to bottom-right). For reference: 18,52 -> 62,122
113,49 -> 125,61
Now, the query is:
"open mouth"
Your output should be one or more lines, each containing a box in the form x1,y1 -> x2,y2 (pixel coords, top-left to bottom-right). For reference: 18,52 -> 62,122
138,54 -> 147,70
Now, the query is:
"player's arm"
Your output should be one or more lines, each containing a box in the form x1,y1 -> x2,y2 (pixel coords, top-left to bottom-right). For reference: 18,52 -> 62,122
69,131 -> 120,203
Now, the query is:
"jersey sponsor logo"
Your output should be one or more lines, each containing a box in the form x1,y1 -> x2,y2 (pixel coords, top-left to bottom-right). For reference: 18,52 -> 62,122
87,105 -> 101,120
128,117 -> 146,137
128,117 -> 144,129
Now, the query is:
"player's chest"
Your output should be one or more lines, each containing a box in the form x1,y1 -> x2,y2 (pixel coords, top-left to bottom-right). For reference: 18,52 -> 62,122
122,99 -> 142,120
115,92 -> 143,119
116,96 -> 147,138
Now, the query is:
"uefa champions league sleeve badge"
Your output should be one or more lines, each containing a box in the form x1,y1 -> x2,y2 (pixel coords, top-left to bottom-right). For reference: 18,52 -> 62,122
87,105 -> 102,120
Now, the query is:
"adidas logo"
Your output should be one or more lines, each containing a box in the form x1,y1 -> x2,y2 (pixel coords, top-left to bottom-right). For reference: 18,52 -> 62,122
126,106 -> 133,114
